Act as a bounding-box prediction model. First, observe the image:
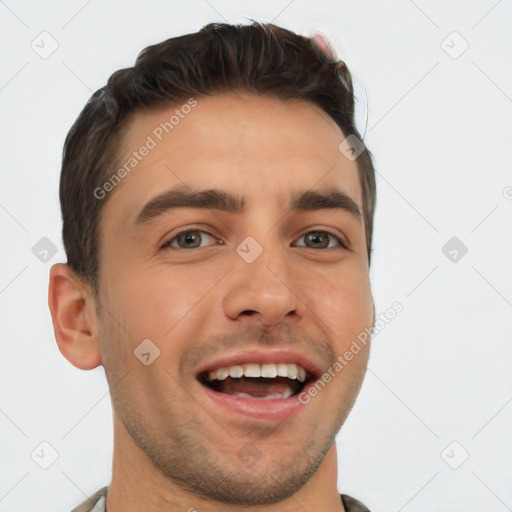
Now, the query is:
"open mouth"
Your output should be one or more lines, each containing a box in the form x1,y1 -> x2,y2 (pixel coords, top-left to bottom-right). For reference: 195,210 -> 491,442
198,363 -> 313,400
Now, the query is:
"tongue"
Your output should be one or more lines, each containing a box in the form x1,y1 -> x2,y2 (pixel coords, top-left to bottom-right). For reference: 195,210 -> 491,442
214,376 -> 299,398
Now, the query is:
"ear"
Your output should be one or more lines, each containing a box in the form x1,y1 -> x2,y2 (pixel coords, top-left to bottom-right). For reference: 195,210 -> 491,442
48,263 -> 102,370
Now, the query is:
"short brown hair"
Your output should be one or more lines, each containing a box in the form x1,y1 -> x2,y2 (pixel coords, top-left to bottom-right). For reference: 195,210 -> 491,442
60,22 -> 376,293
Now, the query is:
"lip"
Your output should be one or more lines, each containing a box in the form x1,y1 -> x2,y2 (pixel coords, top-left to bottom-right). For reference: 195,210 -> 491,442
199,381 -> 316,422
194,347 -> 322,423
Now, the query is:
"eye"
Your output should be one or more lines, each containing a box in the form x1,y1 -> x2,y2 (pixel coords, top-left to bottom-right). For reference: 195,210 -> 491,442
161,229 -> 220,250
294,230 -> 347,250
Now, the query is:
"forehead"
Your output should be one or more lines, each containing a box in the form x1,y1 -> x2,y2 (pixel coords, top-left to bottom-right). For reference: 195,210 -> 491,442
102,92 -> 362,231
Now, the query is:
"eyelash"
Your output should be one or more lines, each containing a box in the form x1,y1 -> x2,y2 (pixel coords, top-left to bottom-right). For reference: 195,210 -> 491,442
160,229 -> 348,250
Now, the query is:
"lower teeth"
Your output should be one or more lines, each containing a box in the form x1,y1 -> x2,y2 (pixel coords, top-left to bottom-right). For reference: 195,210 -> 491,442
230,390 -> 294,399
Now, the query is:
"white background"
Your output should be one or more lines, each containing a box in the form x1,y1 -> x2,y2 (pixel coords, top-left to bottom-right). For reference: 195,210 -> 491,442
1,1 -> 511,511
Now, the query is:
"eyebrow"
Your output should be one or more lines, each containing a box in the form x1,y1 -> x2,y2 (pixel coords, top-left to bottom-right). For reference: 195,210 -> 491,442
291,190 -> 362,220
134,186 -> 362,226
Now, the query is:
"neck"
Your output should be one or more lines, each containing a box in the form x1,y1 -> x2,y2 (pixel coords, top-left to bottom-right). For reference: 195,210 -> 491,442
106,413 -> 345,512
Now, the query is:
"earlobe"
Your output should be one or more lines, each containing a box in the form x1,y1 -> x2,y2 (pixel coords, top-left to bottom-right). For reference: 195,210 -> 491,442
48,263 -> 102,370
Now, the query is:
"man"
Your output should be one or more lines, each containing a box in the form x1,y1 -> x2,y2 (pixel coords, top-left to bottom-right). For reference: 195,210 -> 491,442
48,21 -> 376,512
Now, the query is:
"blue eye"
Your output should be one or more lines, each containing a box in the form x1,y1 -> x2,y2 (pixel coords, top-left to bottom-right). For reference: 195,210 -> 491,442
294,231 -> 346,249
161,230 -> 218,249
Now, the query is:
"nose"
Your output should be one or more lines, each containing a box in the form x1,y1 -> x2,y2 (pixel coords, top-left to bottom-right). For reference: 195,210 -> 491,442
222,241 -> 306,328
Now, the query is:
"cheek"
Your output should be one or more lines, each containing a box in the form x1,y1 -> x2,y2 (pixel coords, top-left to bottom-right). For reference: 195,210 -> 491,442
102,266 -> 219,356
307,265 -> 373,348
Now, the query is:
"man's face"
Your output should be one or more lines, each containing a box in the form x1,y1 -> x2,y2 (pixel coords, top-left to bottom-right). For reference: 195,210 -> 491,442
96,92 -> 373,504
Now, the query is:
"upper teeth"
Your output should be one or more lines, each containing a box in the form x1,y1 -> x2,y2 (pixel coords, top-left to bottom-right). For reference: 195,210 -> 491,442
207,363 -> 307,382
